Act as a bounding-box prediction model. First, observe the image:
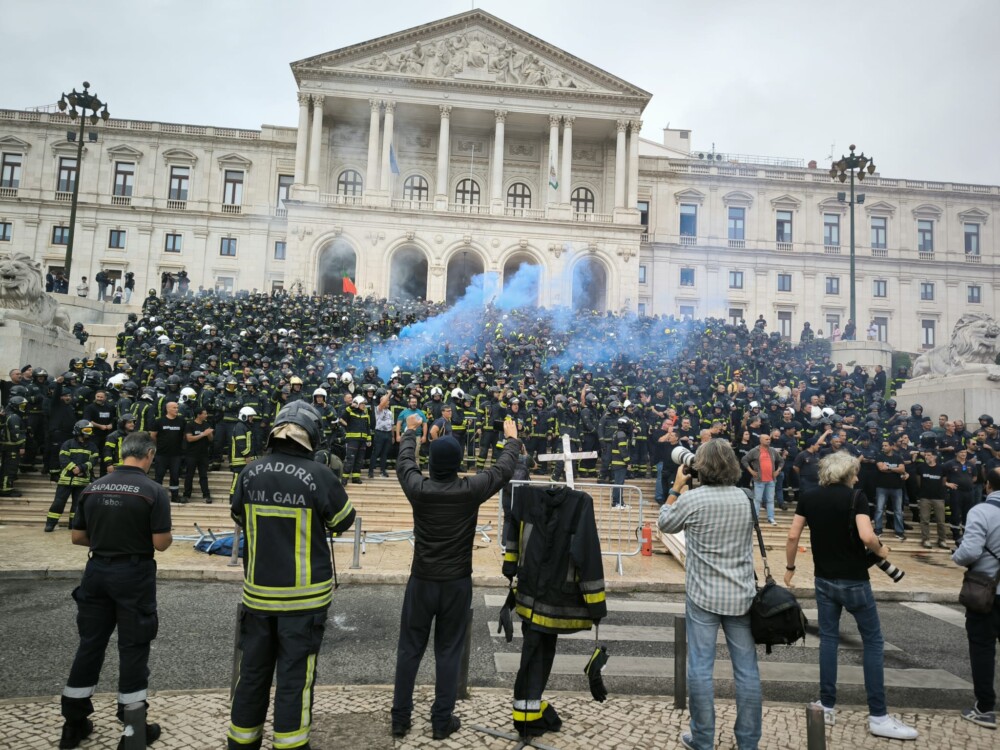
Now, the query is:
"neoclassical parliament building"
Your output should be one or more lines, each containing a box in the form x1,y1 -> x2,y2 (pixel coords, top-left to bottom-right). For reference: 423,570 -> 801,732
0,10 -> 995,353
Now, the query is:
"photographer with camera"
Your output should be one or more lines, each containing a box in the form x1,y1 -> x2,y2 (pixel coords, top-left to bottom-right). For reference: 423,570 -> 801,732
784,451 -> 917,740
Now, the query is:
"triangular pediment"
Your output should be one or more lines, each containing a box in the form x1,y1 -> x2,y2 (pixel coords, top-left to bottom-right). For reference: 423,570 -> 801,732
292,10 -> 650,101
0,135 -> 31,152
958,207 -> 989,225
106,144 -> 144,163
674,188 -> 706,205
770,194 -> 802,210
217,152 -> 253,169
864,200 -> 896,216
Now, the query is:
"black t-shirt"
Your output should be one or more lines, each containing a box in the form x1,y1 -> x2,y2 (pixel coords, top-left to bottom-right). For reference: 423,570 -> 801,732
876,451 -> 904,489
83,402 -> 115,429
796,485 -> 870,581
943,459 -> 976,491
794,450 -> 820,482
73,465 -> 171,556
152,416 -> 186,456
184,420 -> 213,457
915,462 -> 946,500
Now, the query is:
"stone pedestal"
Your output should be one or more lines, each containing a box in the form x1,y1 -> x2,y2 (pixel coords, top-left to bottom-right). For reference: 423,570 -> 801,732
895,373 -> 1000,425
829,340 -> 893,374
0,320 -> 85,376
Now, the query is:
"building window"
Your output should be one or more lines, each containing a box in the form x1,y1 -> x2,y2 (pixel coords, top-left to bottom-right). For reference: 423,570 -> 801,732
680,204 -> 697,236
271,280 -> 284,293
729,307 -> 744,325
873,279 -> 887,298
223,170 -> 244,205
336,169 -> 363,196
638,264 -> 647,284
921,319 -> 936,349
216,276 -> 235,294
277,174 -> 293,205
403,174 -> 429,202
777,273 -> 792,292
680,267 -> 695,287
168,166 -> 189,201
679,305 -> 695,319
778,311 -> 792,339
826,313 -> 841,333
776,210 -> 793,243
113,162 -> 135,197
920,282 -> 934,301
220,237 -> 237,257
728,270 -> 744,289
825,276 -> 840,295
52,225 -> 69,245
965,223 -> 980,255
570,187 -> 595,213
917,219 -> 934,252
871,216 -> 887,249
968,284 -> 982,304
57,157 -> 78,193
728,207 -> 745,240
823,213 -> 840,246
0,222 -> 10,242
506,182 -> 531,209
108,229 -> 126,249
1,153 -> 21,188
637,302 -> 646,316
873,316 -> 888,343
274,241 -> 286,260
164,233 -> 182,253
637,200 -> 650,228
455,178 -> 481,205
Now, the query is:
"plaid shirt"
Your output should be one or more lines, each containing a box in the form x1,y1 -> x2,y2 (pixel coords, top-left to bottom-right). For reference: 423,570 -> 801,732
658,484 -> 756,616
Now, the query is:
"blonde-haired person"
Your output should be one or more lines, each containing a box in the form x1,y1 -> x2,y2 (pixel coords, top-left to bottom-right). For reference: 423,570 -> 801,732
784,450 -> 918,741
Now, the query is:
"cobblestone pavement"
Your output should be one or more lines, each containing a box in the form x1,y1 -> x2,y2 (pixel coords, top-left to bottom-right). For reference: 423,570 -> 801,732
2,686 -> 994,749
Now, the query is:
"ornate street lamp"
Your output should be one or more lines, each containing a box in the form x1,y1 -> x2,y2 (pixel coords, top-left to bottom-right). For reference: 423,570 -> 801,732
830,144 -> 876,328
57,82 -> 110,281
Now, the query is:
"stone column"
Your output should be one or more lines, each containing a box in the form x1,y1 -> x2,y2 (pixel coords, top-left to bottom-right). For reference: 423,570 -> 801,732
379,101 -> 395,192
435,105 -> 451,209
307,95 -> 325,188
560,116 -> 574,205
614,119 -> 628,209
366,99 -> 381,195
491,109 -> 507,214
627,119 -> 642,211
547,115 -> 560,208
293,93 -> 310,185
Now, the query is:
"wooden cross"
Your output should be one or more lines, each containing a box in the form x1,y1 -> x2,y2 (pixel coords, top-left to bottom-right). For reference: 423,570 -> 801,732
538,433 -> 598,489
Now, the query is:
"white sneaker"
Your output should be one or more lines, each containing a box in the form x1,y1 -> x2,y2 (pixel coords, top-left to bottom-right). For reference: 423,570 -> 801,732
810,700 -> 835,726
869,714 -> 918,740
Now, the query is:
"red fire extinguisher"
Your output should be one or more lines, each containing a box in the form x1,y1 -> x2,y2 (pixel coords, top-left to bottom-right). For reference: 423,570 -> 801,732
641,523 -> 653,556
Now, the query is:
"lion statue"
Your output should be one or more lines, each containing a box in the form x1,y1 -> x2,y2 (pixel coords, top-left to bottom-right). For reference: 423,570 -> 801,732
0,252 -> 71,331
911,313 -> 1000,381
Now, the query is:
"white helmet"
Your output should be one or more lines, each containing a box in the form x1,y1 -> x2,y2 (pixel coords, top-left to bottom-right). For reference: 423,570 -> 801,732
821,407 -> 835,417
451,388 -> 464,401
749,401 -> 759,409
107,373 -> 127,390
95,347 -> 108,359
341,372 -> 353,384
431,386 -> 443,397
352,395 -> 366,406
392,365 -> 401,375
810,406 -> 823,420
238,406 -> 257,422
180,387 -> 197,404
157,335 -> 170,345
623,399 -> 632,409
326,371 -> 338,381
202,324 -> 212,334
313,387 -> 328,399
278,328 -> 288,337
153,325 -> 165,335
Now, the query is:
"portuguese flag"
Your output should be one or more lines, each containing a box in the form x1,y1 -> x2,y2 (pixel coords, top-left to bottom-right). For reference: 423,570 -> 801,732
342,275 -> 357,295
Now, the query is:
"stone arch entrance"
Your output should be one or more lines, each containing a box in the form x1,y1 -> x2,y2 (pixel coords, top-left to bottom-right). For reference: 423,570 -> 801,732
389,246 -> 429,301
501,253 -> 540,306
446,250 -> 486,306
318,240 -> 357,297
572,257 -> 608,311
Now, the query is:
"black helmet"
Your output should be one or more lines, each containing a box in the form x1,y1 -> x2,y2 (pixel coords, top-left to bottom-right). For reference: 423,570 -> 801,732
979,414 -> 994,426
7,395 -> 26,411
865,421 -> 879,431
119,413 -> 136,431
608,400 -> 622,411
910,403 -> 923,415
886,398 -> 897,409
73,420 -> 94,438
9,384 -> 28,398
268,400 -> 322,452
919,431 -> 939,449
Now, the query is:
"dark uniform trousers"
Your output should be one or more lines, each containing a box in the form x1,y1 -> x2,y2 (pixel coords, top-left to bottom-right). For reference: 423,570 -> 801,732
154,454 -> 182,498
0,446 -> 19,493
512,622 -> 562,736
579,434 -> 599,478
476,429 -> 498,468
391,576 -> 472,732
228,609 -> 326,750
343,438 -> 366,481
62,556 -> 158,723
184,453 -> 211,498
48,485 -> 86,526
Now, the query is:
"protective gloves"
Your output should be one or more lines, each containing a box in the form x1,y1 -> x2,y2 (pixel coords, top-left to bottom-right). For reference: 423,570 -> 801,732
584,643 -> 609,703
497,586 -> 516,643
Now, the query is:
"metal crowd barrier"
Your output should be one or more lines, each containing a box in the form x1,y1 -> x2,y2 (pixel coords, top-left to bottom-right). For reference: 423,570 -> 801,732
500,479 -> 646,575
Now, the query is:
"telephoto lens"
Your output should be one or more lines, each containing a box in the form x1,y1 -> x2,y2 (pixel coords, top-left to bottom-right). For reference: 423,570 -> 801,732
868,554 -> 905,583
671,445 -> 696,468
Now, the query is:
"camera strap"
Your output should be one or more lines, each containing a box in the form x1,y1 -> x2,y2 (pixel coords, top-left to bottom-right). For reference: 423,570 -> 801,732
744,488 -> 772,582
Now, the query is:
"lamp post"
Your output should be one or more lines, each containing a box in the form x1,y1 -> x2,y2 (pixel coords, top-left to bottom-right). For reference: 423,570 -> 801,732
830,144 -> 876,329
57,82 -> 110,282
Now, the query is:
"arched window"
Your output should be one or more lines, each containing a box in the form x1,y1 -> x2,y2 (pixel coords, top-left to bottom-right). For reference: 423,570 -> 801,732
403,174 -> 429,201
455,178 -> 481,205
571,187 -> 595,213
506,182 -> 532,209
336,169 -> 363,196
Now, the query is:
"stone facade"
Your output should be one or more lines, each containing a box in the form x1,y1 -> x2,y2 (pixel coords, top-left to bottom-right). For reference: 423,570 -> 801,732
0,9 -> 996,353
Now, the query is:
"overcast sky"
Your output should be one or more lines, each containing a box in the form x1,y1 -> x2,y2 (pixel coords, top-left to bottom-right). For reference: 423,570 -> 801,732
3,0 -> 997,185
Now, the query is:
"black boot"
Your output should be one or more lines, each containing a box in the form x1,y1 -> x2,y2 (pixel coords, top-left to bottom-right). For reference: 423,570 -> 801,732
116,722 -> 161,748
432,715 -> 461,740
59,718 -> 94,749
44,520 -> 57,532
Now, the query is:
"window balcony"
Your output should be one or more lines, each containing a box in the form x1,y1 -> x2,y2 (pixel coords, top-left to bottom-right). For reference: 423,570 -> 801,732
55,191 -> 72,202
274,207 -> 288,219
392,198 -> 433,212
320,193 -> 364,206
0,187 -> 17,199
166,199 -> 187,210
871,247 -> 888,258
503,206 -> 545,219
918,251 -> 935,261
110,195 -> 131,207
775,242 -> 793,252
573,211 -> 614,223
640,232 -> 650,244
679,235 -> 697,246
965,253 -> 982,264
823,245 -> 841,255
728,238 -> 746,249
220,203 -> 242,215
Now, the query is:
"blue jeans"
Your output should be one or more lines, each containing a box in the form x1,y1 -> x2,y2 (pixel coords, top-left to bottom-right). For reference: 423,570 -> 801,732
814,577 -> 887,716
753,481 -> 776,523
874,488 -> 904,535
611,467 -> 627,506
686,598 -> 762,750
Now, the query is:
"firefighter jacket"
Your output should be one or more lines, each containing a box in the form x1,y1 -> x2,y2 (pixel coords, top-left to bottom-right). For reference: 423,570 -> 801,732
556,408 -> 581,441
502,486 -> 606,634
133,399 -> 157,432
58,437 -> 99,487
341,406 -> 371,441
1,412 -> 25,449
230,421 -> 259,470
610,428 -> 631,468
102,429 -> 129,471
529,408 -> 554,439
220,392 -> 243,422
231,447 -> 355,614
580,407 -> 599,437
